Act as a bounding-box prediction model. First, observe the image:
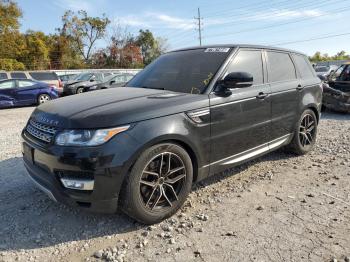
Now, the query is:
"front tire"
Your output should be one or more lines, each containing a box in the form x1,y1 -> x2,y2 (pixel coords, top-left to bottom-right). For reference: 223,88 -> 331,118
76,87 -> 84,94
286,109 -> 318,155
120,143 -> 193,224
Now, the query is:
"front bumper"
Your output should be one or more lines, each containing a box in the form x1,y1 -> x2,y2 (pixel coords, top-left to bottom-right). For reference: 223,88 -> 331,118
21,131 -> 135,213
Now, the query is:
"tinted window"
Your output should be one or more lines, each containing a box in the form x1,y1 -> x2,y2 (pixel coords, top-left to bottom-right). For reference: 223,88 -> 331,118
267,52 -> 296,82
0,73 -> 7,80
293,55 -> 315,78
29,72 -> 58,81
0,81 -> 15,89
226,50 -> 263,84
18,80 -> 35,88
10,72 -> 27,79
127,48 -> 230,94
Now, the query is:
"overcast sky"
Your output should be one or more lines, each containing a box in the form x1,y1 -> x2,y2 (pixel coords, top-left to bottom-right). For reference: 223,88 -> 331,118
16,0 -> 350,56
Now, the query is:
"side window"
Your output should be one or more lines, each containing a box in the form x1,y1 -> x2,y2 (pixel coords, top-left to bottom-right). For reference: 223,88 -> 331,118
226,50 -> 263,85
339,65 -> 350,81
18,80 -> 35,88
0,81 -> 15,89
114,76 -> 124,82
10,72 -> 27,79
95,74 -> 103,81
267,52 -> 296,82
125,75 -> 133,82
29,72 -> 58,81
0,73 -> 8,80
292,54 -> 314,79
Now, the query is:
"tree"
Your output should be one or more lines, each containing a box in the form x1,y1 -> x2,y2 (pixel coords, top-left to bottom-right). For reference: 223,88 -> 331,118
136,29 -> 167,65
19,31 -> 50,70
0,0 -> 25,69
62,10 -> 110,63
0,0 -> 21,33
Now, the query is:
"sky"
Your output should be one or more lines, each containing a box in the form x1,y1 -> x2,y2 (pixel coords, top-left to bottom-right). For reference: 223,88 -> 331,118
16,0 -> 350,56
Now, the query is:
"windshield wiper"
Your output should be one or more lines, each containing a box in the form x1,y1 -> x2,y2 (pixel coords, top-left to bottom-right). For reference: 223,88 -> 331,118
140,86 -> 165,90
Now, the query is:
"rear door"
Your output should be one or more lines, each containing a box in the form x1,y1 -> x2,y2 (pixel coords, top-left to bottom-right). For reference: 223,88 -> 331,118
209,49 -> 271,174
266,51 -> 300,142
14,80 -> 39,105
0,80 -> 16,107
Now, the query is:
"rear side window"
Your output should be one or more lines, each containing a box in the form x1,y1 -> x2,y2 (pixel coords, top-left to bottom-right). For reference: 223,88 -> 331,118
226,50 -> 264,84
29,72 -> 58,81
18,80 -> 35,88
0,73 -> 7,80
293,54 -> 315,78
10,72 -> 27,79
267,52 -> 296,82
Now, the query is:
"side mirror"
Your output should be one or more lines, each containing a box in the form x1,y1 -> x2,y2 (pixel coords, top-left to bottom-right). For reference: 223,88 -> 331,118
221,72 -> 253,89
318,75 -> 326,81
89,78 -> 95,82
110,80 -> 116,85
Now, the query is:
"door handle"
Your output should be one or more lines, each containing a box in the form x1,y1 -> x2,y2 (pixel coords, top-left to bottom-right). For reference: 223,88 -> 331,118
256,92 -> 268,99
296,84 -> 304,91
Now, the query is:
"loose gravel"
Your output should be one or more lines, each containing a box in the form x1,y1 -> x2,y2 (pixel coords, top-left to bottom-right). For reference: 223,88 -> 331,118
0,106 -> 349,262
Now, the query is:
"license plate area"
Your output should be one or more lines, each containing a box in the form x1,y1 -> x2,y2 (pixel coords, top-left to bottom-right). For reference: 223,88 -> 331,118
23,143 -> 34,164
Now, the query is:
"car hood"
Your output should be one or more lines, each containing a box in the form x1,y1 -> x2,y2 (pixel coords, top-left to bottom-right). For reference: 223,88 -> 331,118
32,87 -> 209,129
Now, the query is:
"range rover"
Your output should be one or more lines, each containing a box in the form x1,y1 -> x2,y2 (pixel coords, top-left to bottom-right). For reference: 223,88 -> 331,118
21,45 -> 322,224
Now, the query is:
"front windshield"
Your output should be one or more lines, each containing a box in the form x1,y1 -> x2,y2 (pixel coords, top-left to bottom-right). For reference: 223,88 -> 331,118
126,48 -> 231,94
315,66 -> 329,72
74,73 -> 93,81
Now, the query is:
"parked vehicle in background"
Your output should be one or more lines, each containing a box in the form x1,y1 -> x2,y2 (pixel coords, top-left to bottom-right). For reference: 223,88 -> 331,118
0,79 -> 58,108
58,74 -> 77,85
327,62 -> 350,93
62,72 -> 109,95
315,65 -> 339,79
83,73 -> 135,92
0,71 -> 63,94
21,45 -> 322,224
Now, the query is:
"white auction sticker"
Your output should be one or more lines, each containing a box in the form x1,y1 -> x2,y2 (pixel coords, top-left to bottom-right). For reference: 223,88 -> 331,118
204,47 -> 230,53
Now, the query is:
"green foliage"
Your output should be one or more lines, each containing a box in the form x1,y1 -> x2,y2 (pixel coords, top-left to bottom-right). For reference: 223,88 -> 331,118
0,58 -> 24,70
0,0 -> 22,33
62,10 -> 110,62
309,50 -> 350,62
0,1 -> 167,70
136,30 -> 167,65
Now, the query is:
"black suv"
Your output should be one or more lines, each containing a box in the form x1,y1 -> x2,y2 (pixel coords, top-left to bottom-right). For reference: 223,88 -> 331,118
21,45 -> 322,224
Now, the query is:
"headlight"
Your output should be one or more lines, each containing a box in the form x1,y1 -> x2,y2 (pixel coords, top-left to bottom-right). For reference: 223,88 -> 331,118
55,126 -> 130,146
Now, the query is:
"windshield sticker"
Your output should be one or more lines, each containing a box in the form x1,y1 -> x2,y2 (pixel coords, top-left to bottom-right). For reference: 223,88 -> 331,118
205,48 -> 230,53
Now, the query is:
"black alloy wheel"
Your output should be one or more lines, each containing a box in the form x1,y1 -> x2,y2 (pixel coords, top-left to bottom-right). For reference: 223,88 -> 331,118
120,143 -> 193,224
139,152 -> 187,210
286,109 -> 318,155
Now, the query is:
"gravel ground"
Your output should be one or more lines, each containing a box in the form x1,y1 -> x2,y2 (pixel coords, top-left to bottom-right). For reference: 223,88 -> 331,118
0,106 -> 349,262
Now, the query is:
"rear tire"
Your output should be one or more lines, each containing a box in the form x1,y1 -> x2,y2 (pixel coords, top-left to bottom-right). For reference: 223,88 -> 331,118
286,109 -> 318,155
37,94 -> 51,105
120,143 -> 193,224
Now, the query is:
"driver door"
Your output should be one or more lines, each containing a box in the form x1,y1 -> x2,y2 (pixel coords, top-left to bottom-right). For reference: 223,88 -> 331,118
209,49 -> 271,175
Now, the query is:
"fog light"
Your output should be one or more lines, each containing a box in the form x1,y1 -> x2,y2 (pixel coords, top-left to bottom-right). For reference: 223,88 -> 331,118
60,178 -> 94,190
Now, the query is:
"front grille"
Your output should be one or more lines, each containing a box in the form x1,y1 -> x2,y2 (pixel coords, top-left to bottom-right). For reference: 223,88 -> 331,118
26,119 -> 58,143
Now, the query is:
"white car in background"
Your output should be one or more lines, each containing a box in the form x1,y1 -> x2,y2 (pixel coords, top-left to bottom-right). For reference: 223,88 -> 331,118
315,65 -> 339,79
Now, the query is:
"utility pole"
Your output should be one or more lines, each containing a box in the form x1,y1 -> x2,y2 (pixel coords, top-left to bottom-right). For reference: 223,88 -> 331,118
194,7 -> 203,46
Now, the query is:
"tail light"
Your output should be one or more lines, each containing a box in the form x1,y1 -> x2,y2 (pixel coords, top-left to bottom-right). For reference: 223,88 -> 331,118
50,85 -> 56,91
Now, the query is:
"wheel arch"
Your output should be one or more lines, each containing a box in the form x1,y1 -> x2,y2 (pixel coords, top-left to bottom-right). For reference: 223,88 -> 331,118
306,105 -> 320,123
125,136 -> 200,184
